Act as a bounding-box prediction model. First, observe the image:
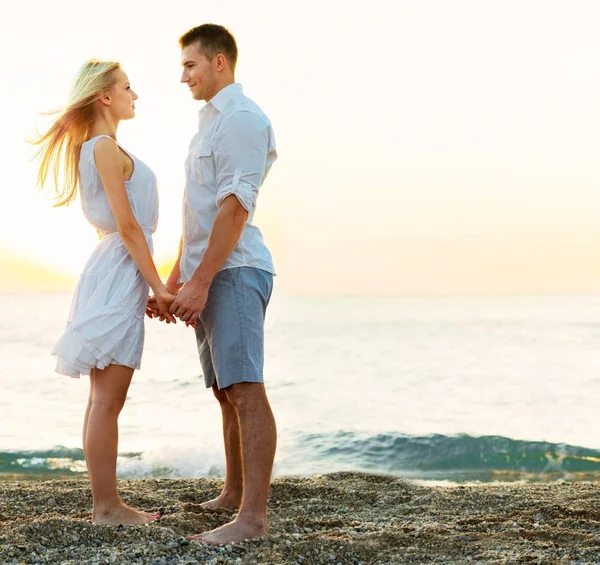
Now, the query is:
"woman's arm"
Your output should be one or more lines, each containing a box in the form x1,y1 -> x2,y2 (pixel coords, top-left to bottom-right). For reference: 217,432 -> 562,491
94,137 -> 176,322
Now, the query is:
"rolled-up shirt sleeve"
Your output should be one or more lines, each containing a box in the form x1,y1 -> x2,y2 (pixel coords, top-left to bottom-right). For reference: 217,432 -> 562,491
214,111 -> 270,213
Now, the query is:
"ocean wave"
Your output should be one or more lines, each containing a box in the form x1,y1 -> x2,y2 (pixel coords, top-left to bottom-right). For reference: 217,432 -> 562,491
288,432 -> 600,481
4,434 -> 600,482
0,447 -> 87,477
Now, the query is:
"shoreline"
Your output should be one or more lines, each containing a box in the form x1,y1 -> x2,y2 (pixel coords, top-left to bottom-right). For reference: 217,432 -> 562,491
1,472 -> 600,564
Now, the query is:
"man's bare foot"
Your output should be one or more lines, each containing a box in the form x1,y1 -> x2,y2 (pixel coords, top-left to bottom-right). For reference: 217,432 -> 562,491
187,516 -> 268,544
92,503 -> 160,526
201,492 -> 241,509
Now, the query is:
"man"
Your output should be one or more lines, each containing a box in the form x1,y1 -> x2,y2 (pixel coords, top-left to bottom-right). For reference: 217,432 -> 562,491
151,24 -> 278,544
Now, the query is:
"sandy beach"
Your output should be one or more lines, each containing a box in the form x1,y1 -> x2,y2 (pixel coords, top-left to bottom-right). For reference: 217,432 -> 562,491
1,472 -> 599,564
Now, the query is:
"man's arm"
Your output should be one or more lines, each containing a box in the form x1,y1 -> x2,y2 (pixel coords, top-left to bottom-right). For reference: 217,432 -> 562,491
189,194 -> 248,287
170,111 -> 269,323
146,237 -> 185,322
166,237 -> 185,294
170,196 -> 247,323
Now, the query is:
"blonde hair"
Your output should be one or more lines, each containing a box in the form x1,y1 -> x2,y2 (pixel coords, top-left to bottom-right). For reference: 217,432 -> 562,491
32,59 -> 121,207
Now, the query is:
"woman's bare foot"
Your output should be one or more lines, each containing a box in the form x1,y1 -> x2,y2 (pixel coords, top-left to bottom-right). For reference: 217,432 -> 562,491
123,502 -> 160,519
201,492 -> 241,509
92,503 -> 160,526
187,516 -> 268,544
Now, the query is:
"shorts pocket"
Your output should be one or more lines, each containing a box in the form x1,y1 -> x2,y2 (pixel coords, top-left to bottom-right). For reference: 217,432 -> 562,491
225,267 -> 242,287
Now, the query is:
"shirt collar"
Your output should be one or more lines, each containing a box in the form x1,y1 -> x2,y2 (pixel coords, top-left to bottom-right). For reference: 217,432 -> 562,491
207,83 -> 243,113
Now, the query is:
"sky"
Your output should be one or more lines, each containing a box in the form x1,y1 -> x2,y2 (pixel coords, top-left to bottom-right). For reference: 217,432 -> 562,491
1,0 -> 600,295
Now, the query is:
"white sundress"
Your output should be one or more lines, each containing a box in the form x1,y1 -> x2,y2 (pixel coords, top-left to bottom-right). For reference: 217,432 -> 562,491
52,135 -> 159,378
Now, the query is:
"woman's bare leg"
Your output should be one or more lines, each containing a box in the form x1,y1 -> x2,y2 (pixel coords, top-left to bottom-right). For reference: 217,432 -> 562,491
82,369 -> 95,472
87,364 -> 159,525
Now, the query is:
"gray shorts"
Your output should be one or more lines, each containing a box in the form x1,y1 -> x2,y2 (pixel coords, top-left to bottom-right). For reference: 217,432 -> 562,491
195,267 -> 274,390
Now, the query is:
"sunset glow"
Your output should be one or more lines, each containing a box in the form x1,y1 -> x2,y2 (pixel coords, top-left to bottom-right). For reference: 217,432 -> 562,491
2,1 -> 600,295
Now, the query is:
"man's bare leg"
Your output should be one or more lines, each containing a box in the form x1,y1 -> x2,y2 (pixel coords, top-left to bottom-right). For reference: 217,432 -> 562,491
192,382 -> 277,544
201,384 -> 243,508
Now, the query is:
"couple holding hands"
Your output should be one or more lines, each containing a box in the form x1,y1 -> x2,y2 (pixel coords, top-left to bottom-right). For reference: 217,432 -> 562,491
34,24 -> 277,545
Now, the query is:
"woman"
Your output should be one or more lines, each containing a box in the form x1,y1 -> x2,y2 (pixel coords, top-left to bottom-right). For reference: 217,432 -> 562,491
33,60 -> 175,525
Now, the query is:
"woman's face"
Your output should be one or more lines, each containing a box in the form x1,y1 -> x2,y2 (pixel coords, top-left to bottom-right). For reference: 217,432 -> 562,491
108,68 -> 138,120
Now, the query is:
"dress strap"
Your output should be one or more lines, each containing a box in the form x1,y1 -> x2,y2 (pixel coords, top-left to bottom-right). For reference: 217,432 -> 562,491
79,136 -> 120,200
81,135 -> 116,162
86,134 -> 117,149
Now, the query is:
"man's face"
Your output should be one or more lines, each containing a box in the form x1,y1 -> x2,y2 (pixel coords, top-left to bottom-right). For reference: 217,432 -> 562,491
180,43 -> 216,101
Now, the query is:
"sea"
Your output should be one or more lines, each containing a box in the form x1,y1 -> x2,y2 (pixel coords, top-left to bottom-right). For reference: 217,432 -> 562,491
2,292 -> 600,484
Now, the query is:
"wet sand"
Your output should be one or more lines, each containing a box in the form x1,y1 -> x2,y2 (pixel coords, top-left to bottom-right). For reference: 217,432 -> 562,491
1,472 -> 599,564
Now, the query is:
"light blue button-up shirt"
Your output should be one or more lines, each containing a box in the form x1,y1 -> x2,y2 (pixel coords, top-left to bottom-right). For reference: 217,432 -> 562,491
179,83 -> 277,283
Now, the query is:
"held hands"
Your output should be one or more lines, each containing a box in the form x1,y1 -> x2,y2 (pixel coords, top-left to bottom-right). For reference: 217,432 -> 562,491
169,280 -> 209,327
145,289 -> 178,324
146,280 -> 208,329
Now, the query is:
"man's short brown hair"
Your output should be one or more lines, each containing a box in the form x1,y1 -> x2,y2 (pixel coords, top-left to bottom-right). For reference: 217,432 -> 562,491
179,24 -> 238,70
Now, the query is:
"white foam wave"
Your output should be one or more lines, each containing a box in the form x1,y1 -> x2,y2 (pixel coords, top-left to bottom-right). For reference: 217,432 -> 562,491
116,444 -> 225,479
